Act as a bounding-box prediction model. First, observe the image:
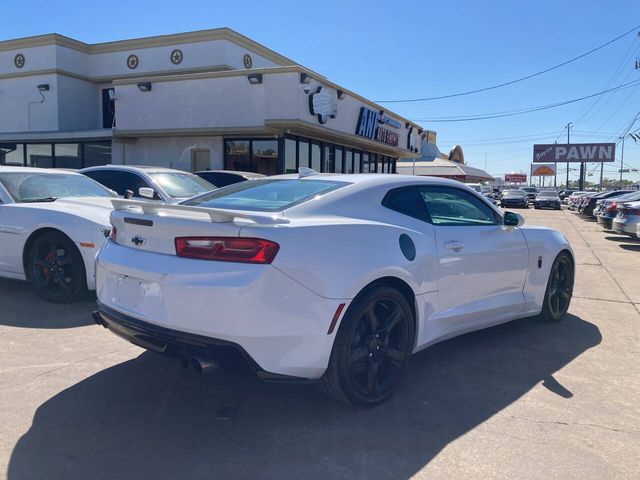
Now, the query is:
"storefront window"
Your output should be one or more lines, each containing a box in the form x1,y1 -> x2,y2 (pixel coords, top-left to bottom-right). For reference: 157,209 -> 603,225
298,140 -> 309,168
353,152 -> 361,173
310,142 -> 321,172
344,150 -> 352,173
84,141 -> 112,167
284,138 -> 297,173
55,143 -> 81,169
252,140 -> 278,175
323,144 -> 334,173
225,140 -> 251,171
0,144 -> 24,166
335,147 -> 343,173
362,153 -> 370,173
26,144 -> 53,168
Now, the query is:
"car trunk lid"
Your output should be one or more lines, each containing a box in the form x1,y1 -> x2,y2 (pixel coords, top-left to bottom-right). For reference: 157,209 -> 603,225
109,199 -> 288,255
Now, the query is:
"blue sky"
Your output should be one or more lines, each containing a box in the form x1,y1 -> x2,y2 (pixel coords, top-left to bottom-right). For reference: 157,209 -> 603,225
3,0 -> 639,182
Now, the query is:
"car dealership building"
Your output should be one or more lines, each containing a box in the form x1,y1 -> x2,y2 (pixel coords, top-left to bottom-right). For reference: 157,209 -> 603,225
0,28 -> 422,175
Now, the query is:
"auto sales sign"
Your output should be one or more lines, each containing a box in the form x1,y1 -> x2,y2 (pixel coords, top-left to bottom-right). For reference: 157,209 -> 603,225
533,143 -> 616,163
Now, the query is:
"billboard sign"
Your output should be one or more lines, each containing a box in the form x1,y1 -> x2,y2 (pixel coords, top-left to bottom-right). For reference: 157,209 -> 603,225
533,143 -> 615,163
505,173 -> 527,182
531,163 -> 556,176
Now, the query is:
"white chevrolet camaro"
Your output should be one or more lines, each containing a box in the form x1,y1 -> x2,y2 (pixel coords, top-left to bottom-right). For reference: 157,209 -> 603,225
0,167 -> 115,302
94,173 -> 575,406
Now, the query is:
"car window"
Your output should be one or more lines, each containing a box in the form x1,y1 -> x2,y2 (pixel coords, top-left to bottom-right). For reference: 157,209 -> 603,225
83,170 -> 152,198
418,186 -> 500,226
0,172 -> 113,202
182,179 -> 348,211
148,172 -> 213,198
381,186 -> 431,222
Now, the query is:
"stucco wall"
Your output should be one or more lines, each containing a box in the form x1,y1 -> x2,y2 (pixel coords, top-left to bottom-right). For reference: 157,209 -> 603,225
112,136 -> 224,171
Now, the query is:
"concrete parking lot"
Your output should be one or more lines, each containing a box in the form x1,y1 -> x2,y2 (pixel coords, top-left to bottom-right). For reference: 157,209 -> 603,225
0,207 -> 639,480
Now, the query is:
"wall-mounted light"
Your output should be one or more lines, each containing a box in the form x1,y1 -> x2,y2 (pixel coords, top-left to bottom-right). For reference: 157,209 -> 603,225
421,133 -> 427,140
37,84 -> 49,92
137,82 -> 152,92
405,122 -> 410,129
418,128 -> 424,135
337,89 -> 345,100
108,88 -> 116,101
247,73 -> 263,84
300,73 -> 311,84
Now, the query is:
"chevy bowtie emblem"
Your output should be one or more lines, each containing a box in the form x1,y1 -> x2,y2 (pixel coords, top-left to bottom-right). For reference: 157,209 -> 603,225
131,236 -> 146,246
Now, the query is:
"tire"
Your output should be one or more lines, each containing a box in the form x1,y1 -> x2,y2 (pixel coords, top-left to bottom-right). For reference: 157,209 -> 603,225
321,285 -> 415,407
538,252 -> 574,323
25,230 -> 87,303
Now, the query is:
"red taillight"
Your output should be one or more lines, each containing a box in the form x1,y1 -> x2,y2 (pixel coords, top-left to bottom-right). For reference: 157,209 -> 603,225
175,237 -> 279,264
109,224 -> 117,243
606,202 -> 617,212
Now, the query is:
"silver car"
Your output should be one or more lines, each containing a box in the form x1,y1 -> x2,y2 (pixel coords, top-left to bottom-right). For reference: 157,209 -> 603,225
612,201 -> 640,238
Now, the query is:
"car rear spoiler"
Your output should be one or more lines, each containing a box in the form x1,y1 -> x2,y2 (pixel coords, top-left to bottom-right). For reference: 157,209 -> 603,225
110,199 -> 289,225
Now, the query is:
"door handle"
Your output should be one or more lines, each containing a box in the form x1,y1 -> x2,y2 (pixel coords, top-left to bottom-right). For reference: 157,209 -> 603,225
444,241 -> 465,252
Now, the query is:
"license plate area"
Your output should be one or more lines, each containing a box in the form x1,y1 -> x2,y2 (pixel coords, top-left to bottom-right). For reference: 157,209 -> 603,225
109,273 -> 160,311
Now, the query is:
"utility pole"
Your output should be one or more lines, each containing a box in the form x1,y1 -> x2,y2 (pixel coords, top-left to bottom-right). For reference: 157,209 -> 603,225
619,135 -> 626,185
566,122 -> 572,188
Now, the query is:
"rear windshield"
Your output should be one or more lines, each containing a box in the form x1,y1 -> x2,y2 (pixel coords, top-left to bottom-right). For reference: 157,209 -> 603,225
148,172 -> 214,198
182,179 -> 348,212
0,172 -> 113,202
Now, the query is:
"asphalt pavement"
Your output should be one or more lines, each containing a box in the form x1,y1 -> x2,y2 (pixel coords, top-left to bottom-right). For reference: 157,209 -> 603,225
0,207 -> 638,479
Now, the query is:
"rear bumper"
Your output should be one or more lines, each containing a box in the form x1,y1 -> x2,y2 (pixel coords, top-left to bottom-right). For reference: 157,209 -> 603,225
95,241 -> 345,379
93,303 -> 308,382
597,216 -> 613,229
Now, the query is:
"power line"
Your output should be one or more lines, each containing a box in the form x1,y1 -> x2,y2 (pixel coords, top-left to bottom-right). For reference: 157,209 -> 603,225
574,36 -> 640,125
410,78 -> 640,122
376,25 -> 640,103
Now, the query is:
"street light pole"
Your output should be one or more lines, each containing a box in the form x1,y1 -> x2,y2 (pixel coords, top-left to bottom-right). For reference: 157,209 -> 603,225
566,122 -> 572,188
619,135 -> 626,185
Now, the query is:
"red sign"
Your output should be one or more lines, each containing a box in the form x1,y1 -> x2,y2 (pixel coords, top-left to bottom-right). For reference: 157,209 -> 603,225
505,173 -> 527,182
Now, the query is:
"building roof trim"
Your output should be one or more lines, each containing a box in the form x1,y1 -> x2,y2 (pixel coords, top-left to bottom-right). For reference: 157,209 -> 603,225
0,28 -> 297,67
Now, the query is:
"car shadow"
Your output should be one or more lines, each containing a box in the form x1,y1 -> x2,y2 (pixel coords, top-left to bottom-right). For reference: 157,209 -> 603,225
619,244 -> 640,252
7,314 -> 601,480
0,278 -> 95,329
604,235 -> 639,243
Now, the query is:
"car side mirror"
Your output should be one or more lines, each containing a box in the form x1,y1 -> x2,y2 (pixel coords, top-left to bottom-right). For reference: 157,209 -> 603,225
138,187 -> 155,199
504,211 -> 525,227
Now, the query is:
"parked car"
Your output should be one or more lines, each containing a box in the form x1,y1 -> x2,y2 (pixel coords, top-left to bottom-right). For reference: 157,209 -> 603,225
80,165 -> 215,203
533,190 -> 561,210
596,191 -> 640,230
500,189 -> 529,208
581,190 -> 631,218
559,189 -> 576,202
521,186 -> 539,202
567,191 -> 589,210
612,201 -> 640,238
0,166 -> 115,302
465,183 -> 496,205
93,174 -> 574,406
193,170 -> 265,188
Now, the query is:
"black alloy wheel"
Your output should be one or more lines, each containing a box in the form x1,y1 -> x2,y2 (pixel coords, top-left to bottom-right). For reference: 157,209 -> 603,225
539,252 -> 574,322
26,231 -> 87,303
322,285 -> 414,407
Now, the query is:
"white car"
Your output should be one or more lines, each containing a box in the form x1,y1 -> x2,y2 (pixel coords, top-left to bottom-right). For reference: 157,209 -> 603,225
80,165 -> 215,204
94,173 -> 575,406
612,201 -> 640,238
0,167 -> 115,302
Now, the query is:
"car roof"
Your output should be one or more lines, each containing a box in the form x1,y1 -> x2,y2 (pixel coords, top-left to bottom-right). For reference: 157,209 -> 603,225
0,166 -> 81,175
194,170 -> 265,177
270,173 -> 475,188
80,165 -> 183,174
